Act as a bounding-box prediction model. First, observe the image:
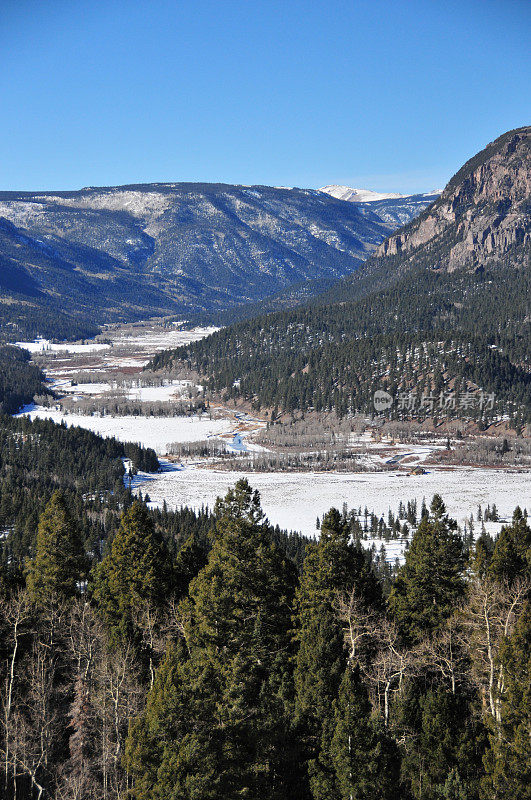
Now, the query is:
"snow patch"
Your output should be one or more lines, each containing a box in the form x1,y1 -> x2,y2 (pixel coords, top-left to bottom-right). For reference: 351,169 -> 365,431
15,338 -> 110,354
17,407 -> 232,454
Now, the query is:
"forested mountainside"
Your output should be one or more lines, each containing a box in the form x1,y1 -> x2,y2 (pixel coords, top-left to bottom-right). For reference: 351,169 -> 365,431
153,128 -> 531,423
0,182 -> 398,340
0,345 -> 49,414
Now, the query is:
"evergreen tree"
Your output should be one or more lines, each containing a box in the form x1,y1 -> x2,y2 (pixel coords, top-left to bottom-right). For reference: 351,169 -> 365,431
91,500 -> 171,641
125,479 -> 299,799
26,490 -> 85,603
488,507 -> 531,584
472,530 -> 495,578
482,599 -> 531,799
436,768 -> 469,800
293,508 -> 381,799
389,495 -> 465,643
330,664 -> 400,800
125,640 -> 219,800
399,686 -> 486,800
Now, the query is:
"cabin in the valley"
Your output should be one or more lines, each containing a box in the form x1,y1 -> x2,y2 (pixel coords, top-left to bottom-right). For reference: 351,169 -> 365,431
409,466 -> 427,476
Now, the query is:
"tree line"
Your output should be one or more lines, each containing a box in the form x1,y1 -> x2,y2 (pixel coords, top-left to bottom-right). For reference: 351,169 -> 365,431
0,478 -> 528,800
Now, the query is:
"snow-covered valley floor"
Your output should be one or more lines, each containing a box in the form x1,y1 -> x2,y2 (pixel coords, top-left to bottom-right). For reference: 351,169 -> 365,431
134,461 -> 529,541
18,406 -> 234,453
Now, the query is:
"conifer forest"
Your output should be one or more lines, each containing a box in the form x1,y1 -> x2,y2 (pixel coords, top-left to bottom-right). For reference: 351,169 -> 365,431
0,429 -> 529,799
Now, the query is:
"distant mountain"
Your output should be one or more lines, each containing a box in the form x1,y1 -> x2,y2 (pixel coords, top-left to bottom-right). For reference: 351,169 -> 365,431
319,186 -> 408,202
319,185 -> 441,226
0,183 -> 396,340
153,127 -> 530,422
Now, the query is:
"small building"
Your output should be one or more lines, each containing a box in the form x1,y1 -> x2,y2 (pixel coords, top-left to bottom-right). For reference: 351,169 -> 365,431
409,466 -> 427,476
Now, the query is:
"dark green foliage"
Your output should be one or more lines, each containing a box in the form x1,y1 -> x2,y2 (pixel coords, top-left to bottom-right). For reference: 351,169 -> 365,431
436,769 -> 471,800
0,345 -> 48,414
25,490 -> 86,603
389,496 -> 466,643
152,261 -> 530,421
125,479 -> 300,799
293,508 -> 381,798
91,501 -> 172,640
125,640 -> 219,800
123,441 -> 160,472
399,687 -> 486,800
472,530 -> 495,578
331,665 -> 400,800
488,507 -> 531,584
481,599 -> 531,799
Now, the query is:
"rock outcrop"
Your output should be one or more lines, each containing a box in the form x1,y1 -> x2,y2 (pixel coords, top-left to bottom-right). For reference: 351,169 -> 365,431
376,126 -> 530,271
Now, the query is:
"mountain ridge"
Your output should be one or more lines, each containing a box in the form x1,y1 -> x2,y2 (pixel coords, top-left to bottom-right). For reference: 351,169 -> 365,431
376,126 -> 530,268
319,185 -> 442,226
320,186 -> 409,202
0,182 -> 397,340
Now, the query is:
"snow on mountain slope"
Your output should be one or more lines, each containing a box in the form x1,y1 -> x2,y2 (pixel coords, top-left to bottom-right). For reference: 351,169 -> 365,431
319,185 -> 442,227
0,182 -> 394,339
319,185 -> 407,202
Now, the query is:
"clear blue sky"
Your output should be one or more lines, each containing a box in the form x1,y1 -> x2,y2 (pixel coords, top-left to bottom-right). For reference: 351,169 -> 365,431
1,0 -> 529,193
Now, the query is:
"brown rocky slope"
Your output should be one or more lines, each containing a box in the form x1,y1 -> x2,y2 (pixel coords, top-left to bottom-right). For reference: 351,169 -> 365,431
376,126 -> 530,271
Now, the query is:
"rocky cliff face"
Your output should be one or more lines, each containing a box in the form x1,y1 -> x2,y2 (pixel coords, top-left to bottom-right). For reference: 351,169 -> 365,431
376,126 -> 530,271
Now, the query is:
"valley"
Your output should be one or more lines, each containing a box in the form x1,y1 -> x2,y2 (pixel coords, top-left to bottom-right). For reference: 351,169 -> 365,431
16,319 -> 530,552
0,182 -> 396,340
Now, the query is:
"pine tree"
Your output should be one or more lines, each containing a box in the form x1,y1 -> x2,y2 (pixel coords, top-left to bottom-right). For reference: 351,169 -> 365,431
472,530 -> 495,578
26,491 -> 85,603
482,598 -> 531,799
173,530 -> 208,598
125,641 -> 219,800
436,768 -> 469,800
330,664 -> 400,800
399,686 -> 486,800
125,479 -> 299,799
389,495 -> 465,643
91,500 -> 170,642
488,507 -> 531,584
293,508 -> 381,799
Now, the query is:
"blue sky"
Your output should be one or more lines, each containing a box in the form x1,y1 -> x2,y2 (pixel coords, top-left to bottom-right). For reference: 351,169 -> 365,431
1,0 -> 529,193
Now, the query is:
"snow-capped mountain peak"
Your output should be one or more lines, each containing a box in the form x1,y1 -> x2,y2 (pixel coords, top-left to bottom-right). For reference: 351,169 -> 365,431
319,185 -> 408,203
318,185 -> 442,227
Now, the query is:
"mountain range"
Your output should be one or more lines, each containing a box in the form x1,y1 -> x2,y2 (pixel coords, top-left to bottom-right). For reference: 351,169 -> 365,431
0,182 -> 412,340
319,185 -> 441,226
152,126 -> 530,422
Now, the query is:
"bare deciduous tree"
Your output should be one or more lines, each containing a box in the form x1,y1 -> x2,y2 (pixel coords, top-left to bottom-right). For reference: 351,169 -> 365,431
338,589 -> 419,727
460,576 -> 529,728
